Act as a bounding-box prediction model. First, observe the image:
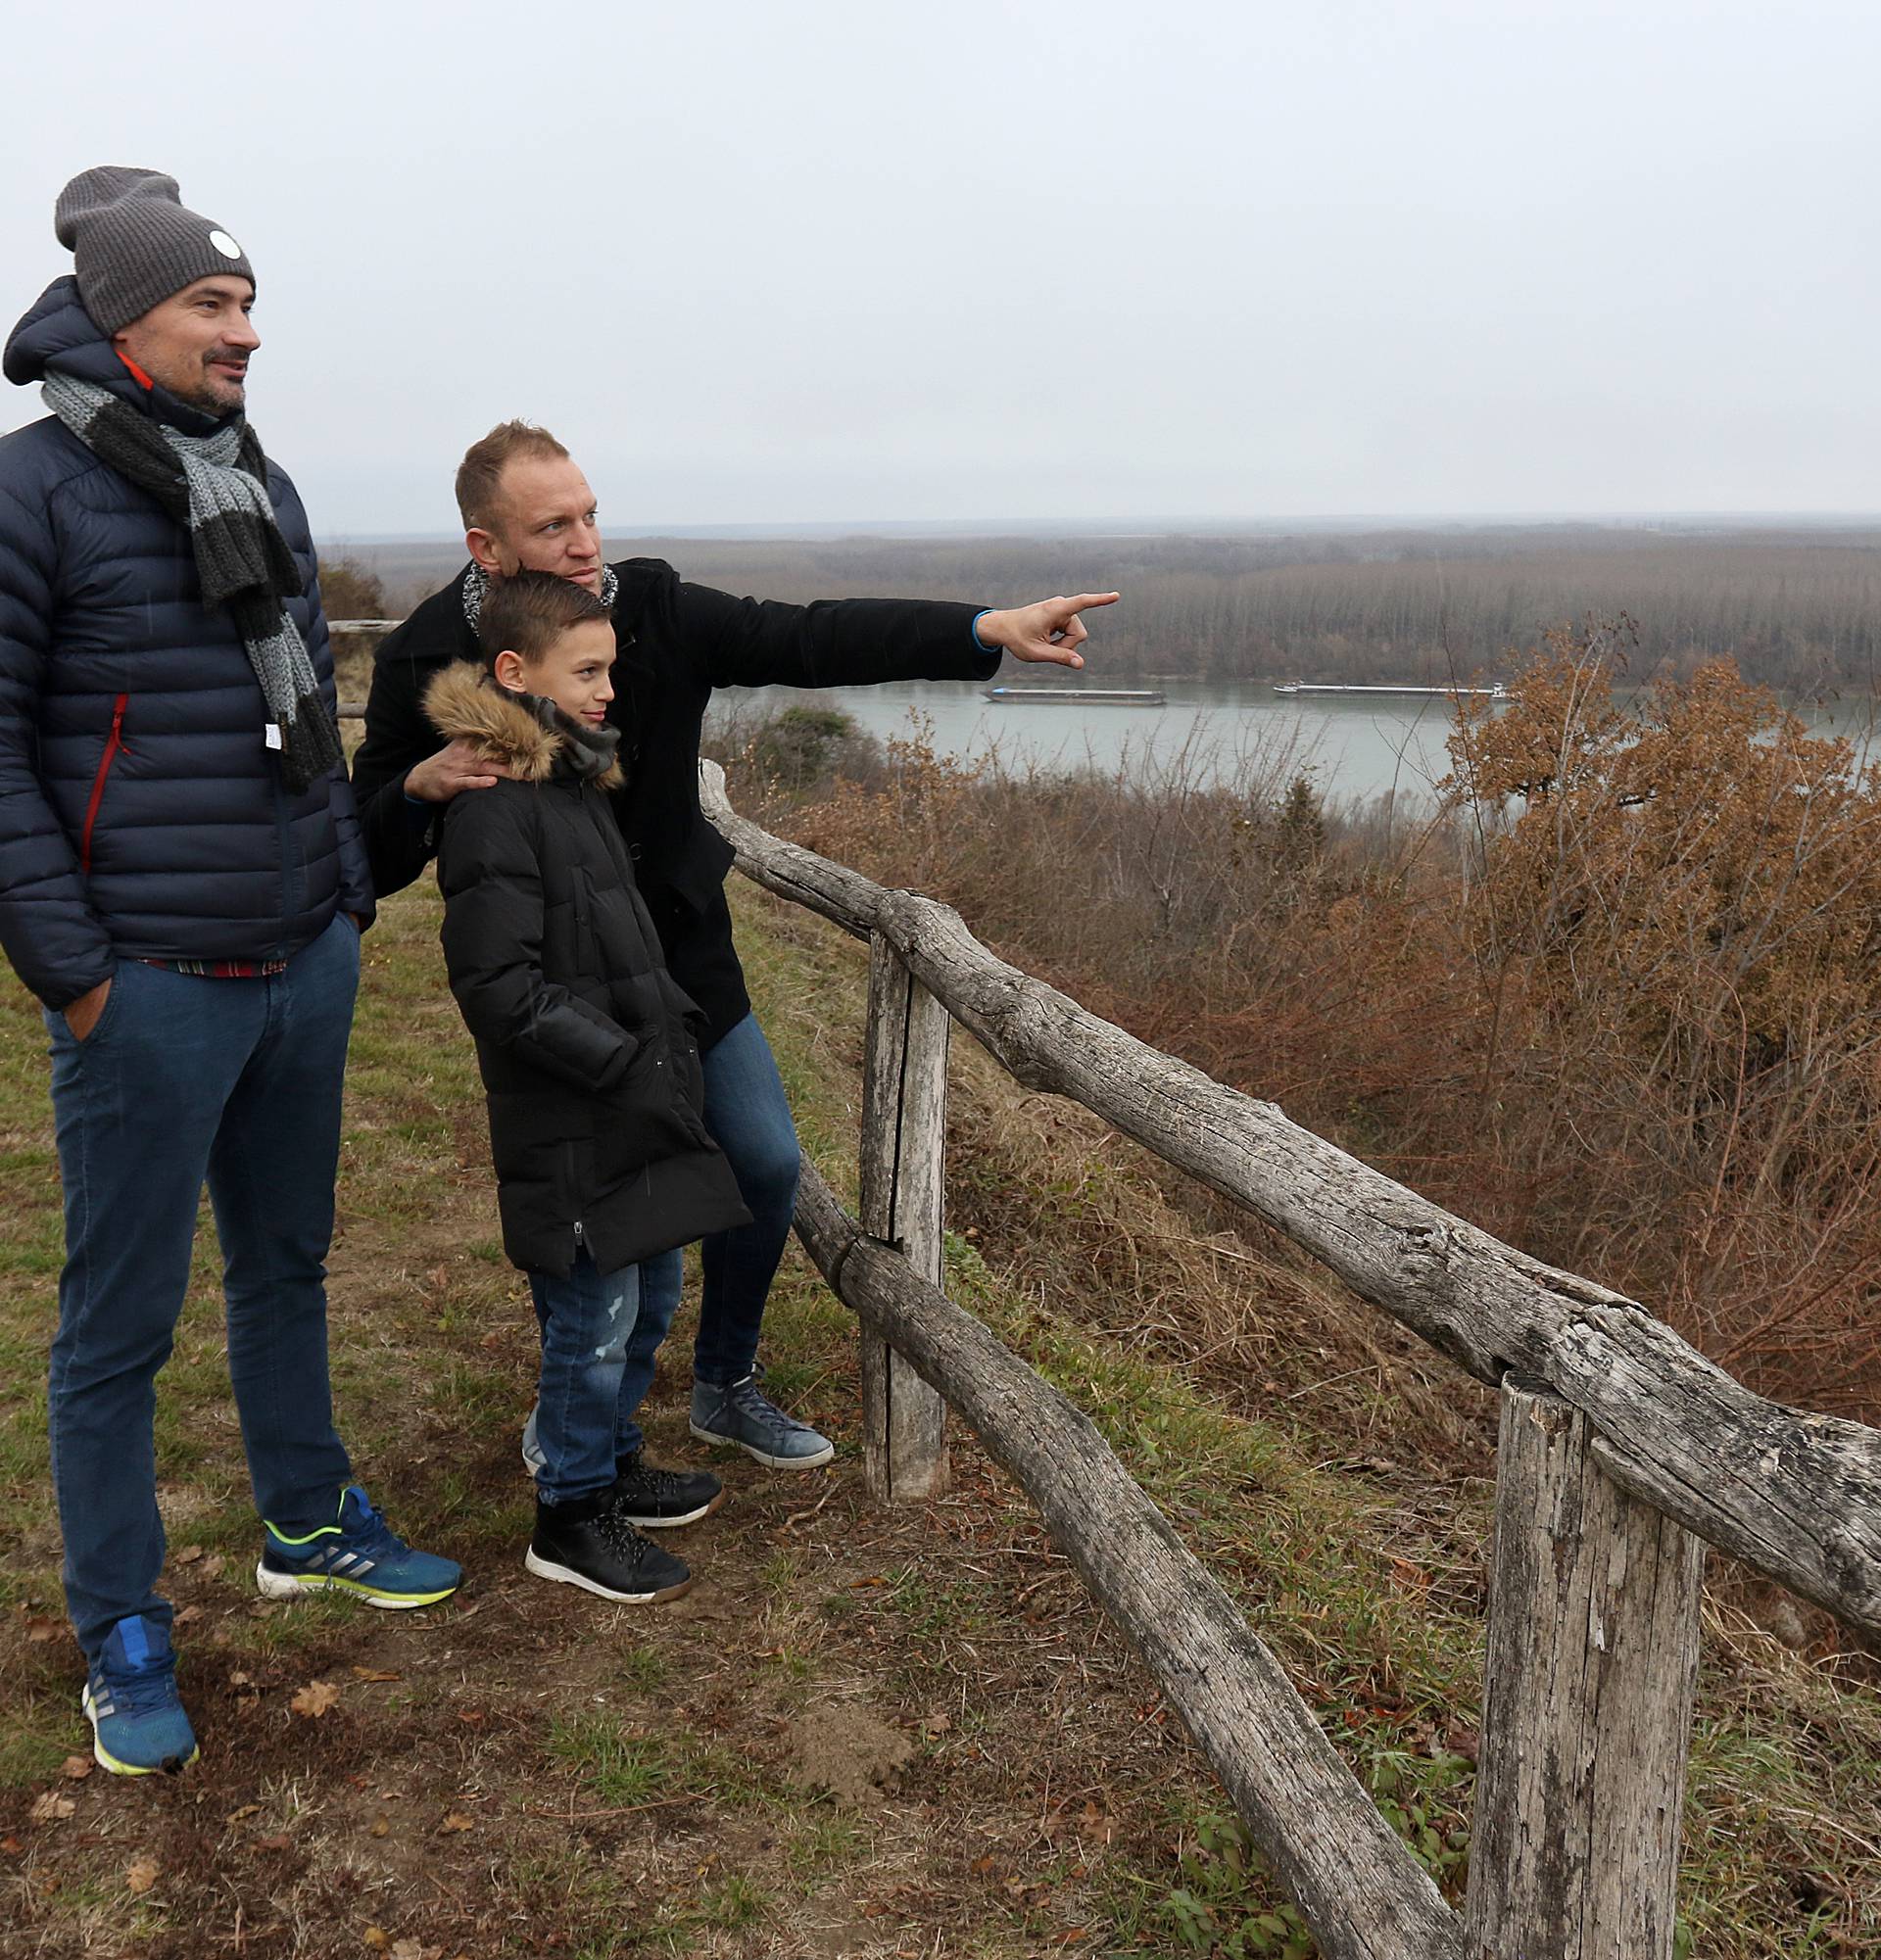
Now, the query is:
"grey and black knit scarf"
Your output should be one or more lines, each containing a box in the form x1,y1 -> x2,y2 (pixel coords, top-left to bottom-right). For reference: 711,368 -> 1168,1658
41,372 -> 343,793
461,560 -> 619,631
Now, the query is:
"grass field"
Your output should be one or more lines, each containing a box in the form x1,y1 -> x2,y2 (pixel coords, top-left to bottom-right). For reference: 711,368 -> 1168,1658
1,868 -> 1877,1957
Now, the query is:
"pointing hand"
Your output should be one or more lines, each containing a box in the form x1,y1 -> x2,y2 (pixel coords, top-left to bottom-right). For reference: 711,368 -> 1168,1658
973,593 -> 1121,670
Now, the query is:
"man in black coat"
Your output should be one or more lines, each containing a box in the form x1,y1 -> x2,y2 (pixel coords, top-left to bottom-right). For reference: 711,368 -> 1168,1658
351,419 -> 1117,1470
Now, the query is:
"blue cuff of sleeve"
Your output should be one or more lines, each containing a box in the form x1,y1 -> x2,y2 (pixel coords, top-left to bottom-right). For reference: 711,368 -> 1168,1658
404,791 -> 432,817
971,609 -> 996,652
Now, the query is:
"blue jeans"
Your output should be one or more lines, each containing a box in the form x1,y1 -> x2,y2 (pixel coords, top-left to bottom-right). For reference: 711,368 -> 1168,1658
527,1251 -> 642,1506
608,1014 -> 801,1456
44,916 -> 360,1662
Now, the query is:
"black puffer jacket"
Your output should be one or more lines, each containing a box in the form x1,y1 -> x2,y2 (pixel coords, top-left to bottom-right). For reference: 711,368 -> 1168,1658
0,278 -> 371,1009
353,561 -> 992,1043
427,663 -> 750,1279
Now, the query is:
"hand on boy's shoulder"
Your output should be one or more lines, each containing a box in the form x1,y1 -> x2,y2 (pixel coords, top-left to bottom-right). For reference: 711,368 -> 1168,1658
405,739 -> 521,804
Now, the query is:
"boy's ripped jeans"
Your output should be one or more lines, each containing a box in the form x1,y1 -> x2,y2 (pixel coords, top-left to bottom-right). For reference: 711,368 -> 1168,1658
527,1251 -> 643,1506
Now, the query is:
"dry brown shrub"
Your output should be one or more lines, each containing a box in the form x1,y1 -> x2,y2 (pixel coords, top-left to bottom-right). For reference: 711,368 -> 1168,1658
1448,627 -> 1881,1412
724,638 -> 1881,1424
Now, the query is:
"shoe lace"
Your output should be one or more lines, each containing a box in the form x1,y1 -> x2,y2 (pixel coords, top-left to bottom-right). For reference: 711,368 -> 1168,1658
339,1491 -> 410,1562
101,1656 -> 178,1717
596,1503 -> 653,1569
616,1451 -> 681,1500
729,1373 -> 803,1431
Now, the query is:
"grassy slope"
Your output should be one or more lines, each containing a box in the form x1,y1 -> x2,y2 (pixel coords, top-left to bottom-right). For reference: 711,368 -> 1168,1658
0,876 -> 1875,1957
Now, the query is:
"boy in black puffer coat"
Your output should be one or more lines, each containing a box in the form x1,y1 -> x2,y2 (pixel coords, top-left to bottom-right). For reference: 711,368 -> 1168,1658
430,572 -> 750,1603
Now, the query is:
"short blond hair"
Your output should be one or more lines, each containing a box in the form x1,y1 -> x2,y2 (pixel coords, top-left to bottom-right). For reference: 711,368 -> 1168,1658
455,420 -> 569,531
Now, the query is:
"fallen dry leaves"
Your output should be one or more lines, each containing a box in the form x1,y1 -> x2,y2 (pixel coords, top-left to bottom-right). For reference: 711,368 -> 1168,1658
124,1856 -> 160,1894
290,1680 -> 342,1719
28,1793 -> 74,1824
59,1756 -> 91,1782
1076,1799 -> 1116,1844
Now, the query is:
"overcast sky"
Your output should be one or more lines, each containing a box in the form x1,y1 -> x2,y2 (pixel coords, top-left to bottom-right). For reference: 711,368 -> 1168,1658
3,0 -> 1877,533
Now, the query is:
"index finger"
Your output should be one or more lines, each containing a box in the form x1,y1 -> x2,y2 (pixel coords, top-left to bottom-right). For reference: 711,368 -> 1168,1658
1062,592 -> 1121,613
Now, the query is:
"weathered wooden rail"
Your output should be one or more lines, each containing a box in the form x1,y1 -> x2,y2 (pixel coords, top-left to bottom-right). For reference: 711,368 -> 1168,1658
696,756 -> 1881,1960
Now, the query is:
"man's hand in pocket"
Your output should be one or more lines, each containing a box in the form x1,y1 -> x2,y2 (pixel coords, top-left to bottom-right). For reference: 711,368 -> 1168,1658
63,978 -> 112,1041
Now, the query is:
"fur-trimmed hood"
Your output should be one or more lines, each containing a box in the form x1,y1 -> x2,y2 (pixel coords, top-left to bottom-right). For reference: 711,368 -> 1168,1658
422,661 -> 622,790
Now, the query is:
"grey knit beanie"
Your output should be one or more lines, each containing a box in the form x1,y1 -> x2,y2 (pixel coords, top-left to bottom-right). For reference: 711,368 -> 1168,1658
54,167 -> 256,335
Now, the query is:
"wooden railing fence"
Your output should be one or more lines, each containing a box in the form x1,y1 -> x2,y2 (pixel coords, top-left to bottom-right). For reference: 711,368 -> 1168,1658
694,757 -> 1881,1960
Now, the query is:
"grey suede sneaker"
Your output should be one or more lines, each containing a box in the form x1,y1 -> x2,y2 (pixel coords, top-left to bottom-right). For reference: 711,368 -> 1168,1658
690,1369 -> 835,1469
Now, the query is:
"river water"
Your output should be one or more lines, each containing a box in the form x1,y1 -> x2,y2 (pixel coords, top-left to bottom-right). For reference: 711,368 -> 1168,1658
727,677 -> 1881,808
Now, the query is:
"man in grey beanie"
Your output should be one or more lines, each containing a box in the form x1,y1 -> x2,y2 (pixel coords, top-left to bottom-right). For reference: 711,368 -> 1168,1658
0,167 -> 460,1778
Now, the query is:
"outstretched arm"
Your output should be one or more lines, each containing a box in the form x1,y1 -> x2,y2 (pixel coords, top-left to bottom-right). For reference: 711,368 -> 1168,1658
971,593 -> 1121,670
678,573 -> 1123,691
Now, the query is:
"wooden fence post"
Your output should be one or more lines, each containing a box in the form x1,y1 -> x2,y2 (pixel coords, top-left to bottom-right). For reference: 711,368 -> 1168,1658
1464,1377 -> 1704,1960
858,932 -> 950,1501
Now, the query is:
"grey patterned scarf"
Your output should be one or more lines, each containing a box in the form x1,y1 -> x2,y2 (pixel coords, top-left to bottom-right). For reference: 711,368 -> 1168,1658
40,371 -> 343,793
461,560 -> 619,630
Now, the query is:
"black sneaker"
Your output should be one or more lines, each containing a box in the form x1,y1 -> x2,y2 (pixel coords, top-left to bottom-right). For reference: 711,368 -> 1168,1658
612,1451 -> 724,1528
524,1491 -> 694,1604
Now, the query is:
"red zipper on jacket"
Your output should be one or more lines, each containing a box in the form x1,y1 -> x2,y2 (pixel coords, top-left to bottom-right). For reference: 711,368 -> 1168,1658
79,695 -> 130,875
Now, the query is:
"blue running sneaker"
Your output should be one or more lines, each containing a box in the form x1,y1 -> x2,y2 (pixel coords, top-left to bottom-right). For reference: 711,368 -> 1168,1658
690,1367 -> 836,1469
83,1615 -> 198,1776
257,1486 -> 461,1608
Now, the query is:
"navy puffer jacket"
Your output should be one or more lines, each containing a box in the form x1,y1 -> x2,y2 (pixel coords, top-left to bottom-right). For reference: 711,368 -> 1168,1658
0,278 -> 371,1009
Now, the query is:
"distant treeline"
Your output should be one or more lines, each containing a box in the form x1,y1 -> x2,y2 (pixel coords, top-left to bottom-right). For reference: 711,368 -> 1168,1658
335,522 -> 1881,694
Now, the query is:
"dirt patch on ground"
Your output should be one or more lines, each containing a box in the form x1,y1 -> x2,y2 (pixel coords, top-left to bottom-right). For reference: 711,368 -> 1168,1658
789,1694 -> 915,1806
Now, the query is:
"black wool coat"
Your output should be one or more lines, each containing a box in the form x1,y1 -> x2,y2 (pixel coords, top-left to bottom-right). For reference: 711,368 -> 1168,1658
426,663 -> 751,1280
351,560 -> 994,1043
